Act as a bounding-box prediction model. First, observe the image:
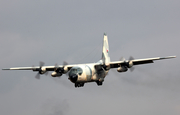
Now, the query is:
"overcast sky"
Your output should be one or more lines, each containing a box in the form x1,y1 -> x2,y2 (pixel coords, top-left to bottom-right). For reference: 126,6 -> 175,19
0,0 -> 180,115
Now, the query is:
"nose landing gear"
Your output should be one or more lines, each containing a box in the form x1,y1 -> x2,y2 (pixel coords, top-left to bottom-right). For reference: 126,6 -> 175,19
96,81 -> 103,86
75,83 -> 84,88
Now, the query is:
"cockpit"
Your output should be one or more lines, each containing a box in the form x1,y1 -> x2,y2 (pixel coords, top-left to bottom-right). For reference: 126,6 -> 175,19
69,67 -> 83,76
68,67 -> 83,83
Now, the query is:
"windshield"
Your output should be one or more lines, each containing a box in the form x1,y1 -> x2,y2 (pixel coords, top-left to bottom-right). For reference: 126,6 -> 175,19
69,67 -> 83,76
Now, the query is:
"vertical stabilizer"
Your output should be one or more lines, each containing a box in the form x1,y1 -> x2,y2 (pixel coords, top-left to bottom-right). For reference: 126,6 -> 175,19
102,33 -> 110,64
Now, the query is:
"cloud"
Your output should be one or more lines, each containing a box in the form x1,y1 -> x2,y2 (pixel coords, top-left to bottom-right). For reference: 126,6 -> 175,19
40,99 -> 70,115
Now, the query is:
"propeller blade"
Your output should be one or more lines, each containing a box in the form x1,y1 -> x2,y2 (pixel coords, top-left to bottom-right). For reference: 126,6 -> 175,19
120,57 -> 125,61
129,56 -> 135,72
63,61 -> 68,66
39,61 -> 45,67
54,63 -> 58,71
55,63 -> 58,67
35,61 -> 45,79
130,67 -> 135,72
45,71 -> 48,76
63,61 -> 69,76
129,56 -> 134,61
35,73 -> 40,79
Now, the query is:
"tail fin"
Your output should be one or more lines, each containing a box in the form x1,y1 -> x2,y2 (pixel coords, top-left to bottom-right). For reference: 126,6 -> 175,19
102,33 -> 110,64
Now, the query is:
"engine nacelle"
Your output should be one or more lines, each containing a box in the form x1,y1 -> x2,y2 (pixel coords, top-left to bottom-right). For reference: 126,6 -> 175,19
103,64 -> 110,70
51,72 -> 62,77
117,67 -> 128,72
106,63 -> 110,70
63,66 -> 68,74
39,67 -> 46,74
127,60 -> 133,68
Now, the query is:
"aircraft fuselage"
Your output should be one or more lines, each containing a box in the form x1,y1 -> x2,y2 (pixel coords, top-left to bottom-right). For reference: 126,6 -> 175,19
68,63 -> 108,87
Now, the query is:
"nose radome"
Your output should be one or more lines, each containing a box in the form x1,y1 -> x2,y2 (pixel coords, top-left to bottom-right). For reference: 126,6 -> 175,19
69,74 -> 78,83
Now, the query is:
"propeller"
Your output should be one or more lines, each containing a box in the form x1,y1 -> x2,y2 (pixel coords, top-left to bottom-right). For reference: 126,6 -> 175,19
35,73 -> 41,79
63,61 -> 69,76
120,56 -> 135,72
63,61 -> 68,66
54,63 -> 59,71
53,61 -> 69,77
35,61 -> 47,79
55,61 -> 68,73
129,56 -> 135,72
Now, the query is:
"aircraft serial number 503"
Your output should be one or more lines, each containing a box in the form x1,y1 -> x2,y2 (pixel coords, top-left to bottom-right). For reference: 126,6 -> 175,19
3,34 -> 176,88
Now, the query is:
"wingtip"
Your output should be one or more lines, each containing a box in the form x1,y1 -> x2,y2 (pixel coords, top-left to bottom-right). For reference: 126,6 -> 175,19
2,68 -> 10,70
169,56 -> 176,58
159,56 -> 176,60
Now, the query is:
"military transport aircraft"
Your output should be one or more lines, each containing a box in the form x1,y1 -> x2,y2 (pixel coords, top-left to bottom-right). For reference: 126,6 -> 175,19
2,34 -> 176,87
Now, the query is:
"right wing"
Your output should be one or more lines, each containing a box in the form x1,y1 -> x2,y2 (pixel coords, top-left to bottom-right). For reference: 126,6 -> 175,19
2,65 -> 74,71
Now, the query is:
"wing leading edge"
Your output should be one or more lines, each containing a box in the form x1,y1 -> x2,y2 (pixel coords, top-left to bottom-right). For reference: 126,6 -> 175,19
2,65 -> 73,71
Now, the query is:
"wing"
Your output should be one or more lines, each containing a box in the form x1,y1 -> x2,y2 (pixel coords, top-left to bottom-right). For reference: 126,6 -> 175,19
109,56 -> 176,68
2,65 -> 73,71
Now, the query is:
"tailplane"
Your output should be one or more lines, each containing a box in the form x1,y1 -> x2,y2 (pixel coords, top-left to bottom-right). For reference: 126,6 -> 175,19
102,33 -> 110,64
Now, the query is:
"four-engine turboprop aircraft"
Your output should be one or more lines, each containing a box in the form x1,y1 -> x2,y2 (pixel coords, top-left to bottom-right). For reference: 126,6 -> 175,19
2,34 -> 176,87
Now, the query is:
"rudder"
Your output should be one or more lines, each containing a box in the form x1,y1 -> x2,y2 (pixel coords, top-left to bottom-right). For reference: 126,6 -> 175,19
102,33 -> 110,64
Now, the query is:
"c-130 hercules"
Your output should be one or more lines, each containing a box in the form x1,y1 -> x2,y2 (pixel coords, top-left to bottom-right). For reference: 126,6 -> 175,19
3,34 -> 176,88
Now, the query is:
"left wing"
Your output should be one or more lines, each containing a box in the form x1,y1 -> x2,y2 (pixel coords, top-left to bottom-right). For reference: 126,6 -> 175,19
109,56 -> 176,68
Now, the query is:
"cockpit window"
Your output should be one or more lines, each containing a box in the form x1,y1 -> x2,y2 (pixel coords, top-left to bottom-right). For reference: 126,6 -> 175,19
77,68 -> 83,75
69,67 -> 83,76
